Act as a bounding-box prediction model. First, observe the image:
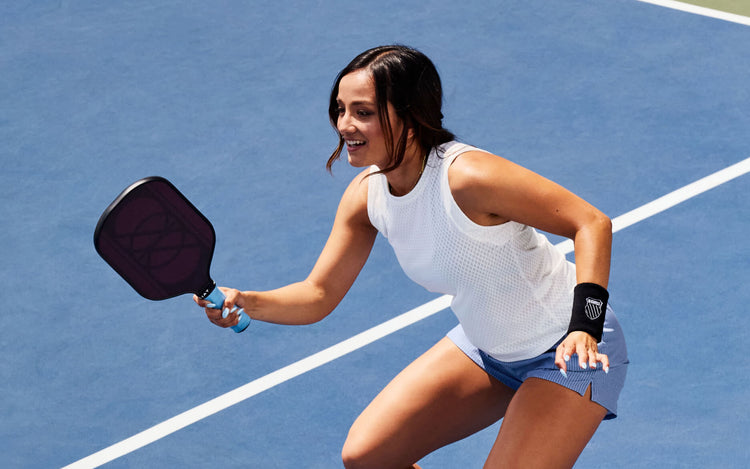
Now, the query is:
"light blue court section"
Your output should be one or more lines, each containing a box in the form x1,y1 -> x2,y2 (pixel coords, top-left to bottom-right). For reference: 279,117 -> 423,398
1,0 -> 748,467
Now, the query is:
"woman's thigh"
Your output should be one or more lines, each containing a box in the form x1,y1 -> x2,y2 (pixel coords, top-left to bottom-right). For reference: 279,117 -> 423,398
485,378 -> 608,469
342,337 -> 515,469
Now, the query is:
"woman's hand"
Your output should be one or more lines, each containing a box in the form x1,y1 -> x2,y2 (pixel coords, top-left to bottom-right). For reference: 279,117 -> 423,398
554,331 -> 609,377
193,287 -> 244,329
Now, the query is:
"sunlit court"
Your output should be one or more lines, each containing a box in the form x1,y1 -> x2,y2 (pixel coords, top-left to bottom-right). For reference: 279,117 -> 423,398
1,1 -> 749,467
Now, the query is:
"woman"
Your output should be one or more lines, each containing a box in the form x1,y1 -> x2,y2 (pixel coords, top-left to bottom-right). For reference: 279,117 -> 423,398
196,45 -> 628,468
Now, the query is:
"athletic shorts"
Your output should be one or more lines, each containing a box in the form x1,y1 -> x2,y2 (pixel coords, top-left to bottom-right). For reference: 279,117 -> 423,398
447,307 -> 628,419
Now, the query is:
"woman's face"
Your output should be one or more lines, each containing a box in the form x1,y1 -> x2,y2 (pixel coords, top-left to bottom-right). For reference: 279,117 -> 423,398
335,69 -> 402,168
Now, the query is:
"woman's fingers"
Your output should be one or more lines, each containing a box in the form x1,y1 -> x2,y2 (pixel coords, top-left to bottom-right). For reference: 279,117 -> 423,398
554,344 -> 569,376
193,291 -> 241,328
598,352 -> 610,374
555,332 -> 610,377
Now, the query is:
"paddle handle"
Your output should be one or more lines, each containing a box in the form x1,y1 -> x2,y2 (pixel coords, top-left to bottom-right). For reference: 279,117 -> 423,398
204,287 -> 251,333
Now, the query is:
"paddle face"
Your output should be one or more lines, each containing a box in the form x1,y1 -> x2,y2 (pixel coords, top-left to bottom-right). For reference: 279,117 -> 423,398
94,177 -> 218,301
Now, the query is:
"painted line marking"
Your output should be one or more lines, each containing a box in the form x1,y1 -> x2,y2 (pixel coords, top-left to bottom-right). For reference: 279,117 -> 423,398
62,156 -> 750,469
554,157 -> 750,253
637,0 -> 750,26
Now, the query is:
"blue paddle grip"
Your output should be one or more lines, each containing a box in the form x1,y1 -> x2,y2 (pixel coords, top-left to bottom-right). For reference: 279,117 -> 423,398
204,287 -> 251,333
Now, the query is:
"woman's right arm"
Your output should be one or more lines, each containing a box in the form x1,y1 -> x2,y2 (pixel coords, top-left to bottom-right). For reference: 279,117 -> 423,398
195,169 -> 377,327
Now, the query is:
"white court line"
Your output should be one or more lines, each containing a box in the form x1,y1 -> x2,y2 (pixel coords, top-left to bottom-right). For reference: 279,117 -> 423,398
554,157 -> 750,253
637,0 -> 750,26
62,156 -> 750,469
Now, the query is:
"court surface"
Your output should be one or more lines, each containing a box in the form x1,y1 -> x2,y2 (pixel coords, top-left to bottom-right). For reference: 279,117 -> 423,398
1,0 -> 749,467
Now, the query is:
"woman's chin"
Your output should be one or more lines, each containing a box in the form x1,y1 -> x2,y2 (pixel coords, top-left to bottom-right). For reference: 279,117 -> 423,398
347,153 -> 367,168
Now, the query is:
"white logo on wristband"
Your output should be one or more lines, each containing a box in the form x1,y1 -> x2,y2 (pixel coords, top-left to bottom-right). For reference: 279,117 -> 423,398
584,297 -> 604,320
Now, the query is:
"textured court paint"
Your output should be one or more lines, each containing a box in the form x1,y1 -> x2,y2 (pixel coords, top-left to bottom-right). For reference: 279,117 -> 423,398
638,0 -> 750,24
62,157 -> 750,469
4,0 -> 749,467
61,295 -> 453,469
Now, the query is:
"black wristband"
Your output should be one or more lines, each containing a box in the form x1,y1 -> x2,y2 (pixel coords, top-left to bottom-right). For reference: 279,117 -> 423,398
567,282 -> 609,343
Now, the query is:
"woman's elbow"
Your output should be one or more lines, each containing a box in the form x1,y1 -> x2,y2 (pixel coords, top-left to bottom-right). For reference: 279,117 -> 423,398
596,212 -> 613,236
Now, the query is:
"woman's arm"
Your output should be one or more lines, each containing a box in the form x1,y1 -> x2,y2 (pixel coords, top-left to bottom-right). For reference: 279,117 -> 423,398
448,151 -> 612,371
448,151 -> 612,286
196,169 -> 377,327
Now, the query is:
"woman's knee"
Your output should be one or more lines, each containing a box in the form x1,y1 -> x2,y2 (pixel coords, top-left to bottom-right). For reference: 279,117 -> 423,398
341,425 -> 383,469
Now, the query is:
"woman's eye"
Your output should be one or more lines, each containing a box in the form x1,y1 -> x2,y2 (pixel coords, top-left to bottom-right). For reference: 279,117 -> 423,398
335,106 -> 374,118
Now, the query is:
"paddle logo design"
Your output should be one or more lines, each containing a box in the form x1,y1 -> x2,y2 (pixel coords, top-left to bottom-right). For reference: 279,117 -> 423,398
110,195 -> 203,285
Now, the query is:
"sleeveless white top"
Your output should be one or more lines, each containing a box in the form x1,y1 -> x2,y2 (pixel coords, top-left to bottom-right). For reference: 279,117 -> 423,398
367,141 -> 577,361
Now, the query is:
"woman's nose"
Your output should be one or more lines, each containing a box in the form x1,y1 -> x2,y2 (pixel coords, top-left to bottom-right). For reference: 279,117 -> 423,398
337,112 -> 355,135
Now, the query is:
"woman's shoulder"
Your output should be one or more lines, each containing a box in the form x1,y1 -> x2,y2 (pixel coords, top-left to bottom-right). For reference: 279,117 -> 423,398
336,168 -> 374,226
446,147 -> 510,190
342,167 -> 372,202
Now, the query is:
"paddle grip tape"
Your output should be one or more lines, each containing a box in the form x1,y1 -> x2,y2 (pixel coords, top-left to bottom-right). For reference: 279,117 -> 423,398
567,282 -> 608,343
203,283 -> 251,333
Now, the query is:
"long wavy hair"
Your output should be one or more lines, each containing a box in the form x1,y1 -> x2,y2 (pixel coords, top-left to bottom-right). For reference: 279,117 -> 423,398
327,45 -> 455,173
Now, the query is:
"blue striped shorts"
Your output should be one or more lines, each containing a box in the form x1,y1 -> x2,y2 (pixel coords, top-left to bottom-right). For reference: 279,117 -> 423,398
447,307 -> 628,419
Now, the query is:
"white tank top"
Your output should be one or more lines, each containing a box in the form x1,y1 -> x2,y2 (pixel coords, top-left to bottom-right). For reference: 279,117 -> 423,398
367,141 -> 577,361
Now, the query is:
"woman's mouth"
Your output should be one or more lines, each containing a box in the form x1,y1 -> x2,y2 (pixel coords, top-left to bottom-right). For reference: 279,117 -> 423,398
346,139 -> 366,150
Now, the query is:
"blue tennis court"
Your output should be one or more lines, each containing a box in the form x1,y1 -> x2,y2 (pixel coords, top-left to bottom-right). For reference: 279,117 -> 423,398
1,0 -> 748,467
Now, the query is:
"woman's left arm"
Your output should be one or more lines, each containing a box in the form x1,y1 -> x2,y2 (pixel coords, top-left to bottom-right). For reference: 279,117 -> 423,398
448,151 -> 612,373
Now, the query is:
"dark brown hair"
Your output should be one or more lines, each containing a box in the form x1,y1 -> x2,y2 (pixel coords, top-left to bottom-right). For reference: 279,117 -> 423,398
327,45 -> 455,173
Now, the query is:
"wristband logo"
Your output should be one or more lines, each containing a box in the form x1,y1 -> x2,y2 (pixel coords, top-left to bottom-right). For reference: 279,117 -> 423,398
584,297 -> 604,320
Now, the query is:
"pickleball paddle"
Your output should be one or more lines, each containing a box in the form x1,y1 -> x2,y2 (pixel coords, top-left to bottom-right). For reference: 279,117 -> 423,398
94,176 -> 250,333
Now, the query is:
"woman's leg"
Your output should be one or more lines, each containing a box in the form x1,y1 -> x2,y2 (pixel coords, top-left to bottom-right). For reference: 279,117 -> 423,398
484,378 -> 608,469
342,337 -> 516,469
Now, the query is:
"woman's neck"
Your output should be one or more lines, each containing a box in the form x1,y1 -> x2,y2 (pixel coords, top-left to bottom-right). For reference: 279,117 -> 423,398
386,146 -> 428,196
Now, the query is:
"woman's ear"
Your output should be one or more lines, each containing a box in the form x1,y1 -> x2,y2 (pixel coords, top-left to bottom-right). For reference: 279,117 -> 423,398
404,116 -> 416,140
